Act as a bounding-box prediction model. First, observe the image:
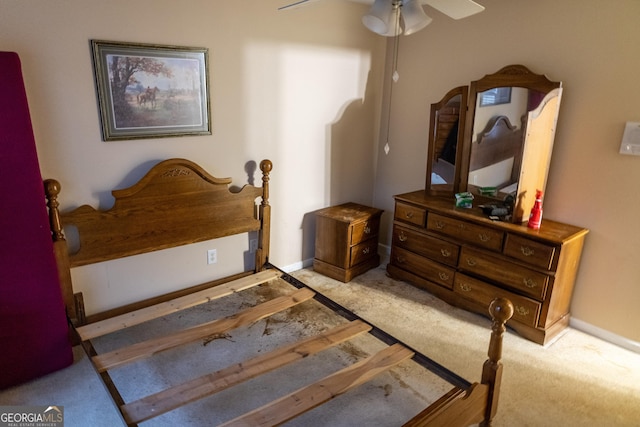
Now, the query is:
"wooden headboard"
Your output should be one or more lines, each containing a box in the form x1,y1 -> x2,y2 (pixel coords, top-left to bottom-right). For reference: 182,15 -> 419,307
44,158 -> 272,324
469,115 -> 523,173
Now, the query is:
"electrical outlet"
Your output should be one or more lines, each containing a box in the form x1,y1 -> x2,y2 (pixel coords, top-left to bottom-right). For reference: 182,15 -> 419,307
207,249 -> 217,265
249,239 -> 258,253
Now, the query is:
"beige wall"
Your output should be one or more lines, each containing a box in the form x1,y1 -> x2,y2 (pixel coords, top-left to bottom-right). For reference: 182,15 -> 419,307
373,0 -> 640,344
2,0 -> 639,345
0,0 -> 384,313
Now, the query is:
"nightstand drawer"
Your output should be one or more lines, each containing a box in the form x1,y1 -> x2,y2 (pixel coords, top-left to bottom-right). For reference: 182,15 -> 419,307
391,247 -> 455,289
395,202 -> 427,227
349,239 -> 378,267
392,224 -> 459,267
459,248 -> 548,300
427,213 -> 503,252
504,234 -> 556,270
350,215 -> 380,245
454,273 -> 541,327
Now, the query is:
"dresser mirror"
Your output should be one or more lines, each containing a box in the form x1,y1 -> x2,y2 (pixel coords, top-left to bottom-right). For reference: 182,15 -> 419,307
425,65 -> 563,223
425,86 -> 467,196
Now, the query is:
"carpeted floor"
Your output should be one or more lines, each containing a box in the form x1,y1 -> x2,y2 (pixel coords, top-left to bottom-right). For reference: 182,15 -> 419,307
1,266 -> 639,426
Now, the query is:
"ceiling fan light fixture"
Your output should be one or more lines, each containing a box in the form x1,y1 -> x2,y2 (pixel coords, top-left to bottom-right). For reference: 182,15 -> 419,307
402,0 -> 432,35
362,0 -> 397,36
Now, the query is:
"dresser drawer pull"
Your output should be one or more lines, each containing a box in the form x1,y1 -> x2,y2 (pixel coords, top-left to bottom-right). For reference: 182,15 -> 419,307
458,223 -> 467,230
520,246 -> 535,256
465,257 -> 477,267
435,221 -> 445,229
395,255 -> 406,264
478,233 -> 490,242
438,272 -> 450,281
514,306 -> 530,317
364,225 -> 371,234
398,232 -> 408,242
362,247 -> 370,255
523,278 -> 538,288
405,212 -> 414,219
440,248 -> 451,257
458,283 -> 472,292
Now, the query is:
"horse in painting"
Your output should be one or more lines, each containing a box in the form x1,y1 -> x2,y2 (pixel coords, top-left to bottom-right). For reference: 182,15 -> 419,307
137,86 -> 159,109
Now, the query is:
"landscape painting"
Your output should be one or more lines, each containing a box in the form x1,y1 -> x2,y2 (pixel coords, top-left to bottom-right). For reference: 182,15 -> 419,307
91,40 -> 210,141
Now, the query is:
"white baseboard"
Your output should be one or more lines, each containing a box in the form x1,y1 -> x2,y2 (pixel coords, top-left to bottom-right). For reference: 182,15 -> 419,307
280,258 -> 313,273
570,318 -> 640,354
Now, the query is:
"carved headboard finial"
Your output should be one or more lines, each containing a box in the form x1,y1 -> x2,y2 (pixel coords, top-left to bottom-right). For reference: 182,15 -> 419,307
44,179 -> 65,242
260,159 -> 272,206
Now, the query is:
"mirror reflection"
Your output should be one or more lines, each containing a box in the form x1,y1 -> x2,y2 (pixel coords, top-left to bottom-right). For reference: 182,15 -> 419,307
432,96 -> 460,186
426,86 -> 466,196
467,87 -> 547,199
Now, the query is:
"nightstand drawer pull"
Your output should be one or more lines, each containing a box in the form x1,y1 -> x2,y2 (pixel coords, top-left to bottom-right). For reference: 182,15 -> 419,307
405,212 -> 414,219
465,258 -> 477,267
364,225 -> 371,234
398,232 -> 408,242
458,283 -> 472,292
478,233 -> 490,242
515,306 -> 530,317
395,255 -> 406,264
438,272 -> 450,281
520,246 -> 535,256
440,248 -> 451,257
362,247 -> 370,255
523,278 -> 538,288
435,221 -> 445,229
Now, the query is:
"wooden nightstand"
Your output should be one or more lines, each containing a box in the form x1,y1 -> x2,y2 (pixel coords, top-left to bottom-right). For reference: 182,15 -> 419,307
313,203 -> 383,282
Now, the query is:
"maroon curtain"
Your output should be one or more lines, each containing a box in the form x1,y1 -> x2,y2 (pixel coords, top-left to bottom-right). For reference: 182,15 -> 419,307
0,52 -> 72,389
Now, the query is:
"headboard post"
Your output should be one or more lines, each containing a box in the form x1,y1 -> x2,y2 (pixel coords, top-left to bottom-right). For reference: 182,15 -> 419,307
256,159 -> 272,271
44,179 -> 83,324
480,297 -> 514,426
44,179 -> 64,242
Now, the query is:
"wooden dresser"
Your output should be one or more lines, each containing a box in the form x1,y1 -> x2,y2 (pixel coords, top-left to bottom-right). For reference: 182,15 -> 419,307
314,203 -> 383,282
387,191 -> 588,345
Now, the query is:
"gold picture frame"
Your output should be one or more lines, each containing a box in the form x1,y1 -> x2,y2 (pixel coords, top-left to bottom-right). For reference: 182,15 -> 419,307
91,40 -> 211,141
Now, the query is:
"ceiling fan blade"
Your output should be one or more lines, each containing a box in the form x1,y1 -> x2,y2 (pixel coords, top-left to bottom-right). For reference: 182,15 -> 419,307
423,0 -> 484,20
278,0 -> 322,11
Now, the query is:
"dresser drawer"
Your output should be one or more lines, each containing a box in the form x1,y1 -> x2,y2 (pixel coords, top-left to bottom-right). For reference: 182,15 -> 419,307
427,213 -> 503,252
391,247 -> 455,289
395,202 -> 427,227
459,248 -> 549,300
350,215 -> 380,246
392,225 -> 459,267
504,234 -> 556,270
454,273 -> 541,327
349,239 -> 378,267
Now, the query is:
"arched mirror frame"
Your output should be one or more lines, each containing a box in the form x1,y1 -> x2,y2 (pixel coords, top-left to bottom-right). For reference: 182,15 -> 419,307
457,64 -> 562,222
425,86 -> 468,196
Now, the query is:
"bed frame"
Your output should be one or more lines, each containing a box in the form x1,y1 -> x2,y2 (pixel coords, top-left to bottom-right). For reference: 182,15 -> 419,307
44,158 -> 513,426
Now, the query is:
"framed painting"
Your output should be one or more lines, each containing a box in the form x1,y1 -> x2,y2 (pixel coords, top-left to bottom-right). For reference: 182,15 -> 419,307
91,40 -> 211,141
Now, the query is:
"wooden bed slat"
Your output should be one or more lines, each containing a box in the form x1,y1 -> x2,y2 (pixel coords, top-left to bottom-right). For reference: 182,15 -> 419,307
219,343 -> 415,427
121,320 -> 373,424
93,288 -> 315,372
77,270 -> 281,341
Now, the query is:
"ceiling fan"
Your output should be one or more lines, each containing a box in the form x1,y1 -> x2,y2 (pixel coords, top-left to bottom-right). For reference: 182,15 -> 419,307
278,0 -> 485,36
